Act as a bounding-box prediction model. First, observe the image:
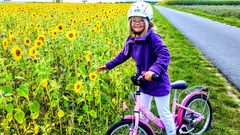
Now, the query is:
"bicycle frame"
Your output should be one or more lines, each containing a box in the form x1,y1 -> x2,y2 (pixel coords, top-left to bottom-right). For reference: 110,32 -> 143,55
123,88 -> 209,135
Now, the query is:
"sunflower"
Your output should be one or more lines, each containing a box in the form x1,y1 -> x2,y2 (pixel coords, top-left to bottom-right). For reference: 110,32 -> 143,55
97,30 -> 103,34
40,79 -> 48,88
37,29 -> 42,33
9,36 -> 15,44
112,98 -> 117,105
85,50 -> 91,62
90,28 -> 95,34
96,21 -> 101,27
23,37 -> 31,46
74,80 -> 83,94
72,26 -> 77,30
34,39 -> 43,48
30,22 -> 34,28
32,13 -> 36,18
114,72 -> 121,79
36,24 -> 41,29
84,17 -> 89,23
11,46 -> 23,61
29,47 -> 38,58
71,19 -> 76,24
2,38 -> 8,50
89,73 -> 98,81
56,24 -> 64,32
66,30 -> 76,41
8,30 -> 13,36
57,109 -> 65,118
28,32 -> 33,36
37,35 -> 45,43
87,24 -> 91,28
34,124 -> 40,135
105,38 -> 109,43
91,16 -> 95,21
51,30 -> 57,37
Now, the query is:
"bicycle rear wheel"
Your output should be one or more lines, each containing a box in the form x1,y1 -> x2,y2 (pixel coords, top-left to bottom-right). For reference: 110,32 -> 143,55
179,94 -> 212,134
106,119 -> 154,135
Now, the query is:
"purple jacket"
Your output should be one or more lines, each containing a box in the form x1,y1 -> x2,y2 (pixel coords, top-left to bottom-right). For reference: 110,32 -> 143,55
106,29 -> 171,96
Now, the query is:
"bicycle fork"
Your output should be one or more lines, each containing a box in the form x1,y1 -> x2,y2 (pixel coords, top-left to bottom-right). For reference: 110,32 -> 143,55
129,91 -> 141,135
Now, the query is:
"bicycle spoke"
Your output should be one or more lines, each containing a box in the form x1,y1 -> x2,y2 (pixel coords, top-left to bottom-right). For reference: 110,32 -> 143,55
180,95 -> 212,135
110,123 -> 148,135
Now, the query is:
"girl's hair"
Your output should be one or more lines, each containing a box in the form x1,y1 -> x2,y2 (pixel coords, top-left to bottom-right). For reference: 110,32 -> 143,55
128,17 -> 156,39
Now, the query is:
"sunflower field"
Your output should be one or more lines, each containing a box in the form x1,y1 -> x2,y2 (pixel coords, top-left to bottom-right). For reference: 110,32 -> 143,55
0,3 -> 135,134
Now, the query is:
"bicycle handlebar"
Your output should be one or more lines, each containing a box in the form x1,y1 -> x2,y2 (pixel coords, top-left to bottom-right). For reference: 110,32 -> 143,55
131,73 -> 160,86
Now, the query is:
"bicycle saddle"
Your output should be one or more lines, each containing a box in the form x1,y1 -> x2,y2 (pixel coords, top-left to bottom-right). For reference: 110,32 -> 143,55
171,80 -> 188,89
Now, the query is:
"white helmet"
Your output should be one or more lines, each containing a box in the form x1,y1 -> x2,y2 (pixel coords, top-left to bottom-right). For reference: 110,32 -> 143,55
128,1 -> 153,21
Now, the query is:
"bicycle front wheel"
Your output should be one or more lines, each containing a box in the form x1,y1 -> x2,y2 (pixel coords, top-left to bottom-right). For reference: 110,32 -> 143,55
106,119 -> 154,135
180,94 -> 212,134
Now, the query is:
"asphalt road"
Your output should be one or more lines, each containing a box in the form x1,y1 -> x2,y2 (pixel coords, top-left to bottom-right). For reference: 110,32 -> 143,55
155,6 -> 240,91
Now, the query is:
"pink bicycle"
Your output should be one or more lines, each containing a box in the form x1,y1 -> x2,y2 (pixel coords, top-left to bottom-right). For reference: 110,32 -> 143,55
106,74 -> 212,135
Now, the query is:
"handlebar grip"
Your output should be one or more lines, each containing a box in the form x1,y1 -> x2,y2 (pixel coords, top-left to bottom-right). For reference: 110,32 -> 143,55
137,76 -> 144,81
151,74 -> 159,81
137,74 -> 159,81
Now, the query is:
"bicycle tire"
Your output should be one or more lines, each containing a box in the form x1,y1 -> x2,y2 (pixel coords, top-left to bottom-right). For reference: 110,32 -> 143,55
105,119 -> 154,135
179,94 -> 212,134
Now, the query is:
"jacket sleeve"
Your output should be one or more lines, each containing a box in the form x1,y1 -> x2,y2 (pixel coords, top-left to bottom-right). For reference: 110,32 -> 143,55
105,43 -> 131,70
149,33 -> 170,75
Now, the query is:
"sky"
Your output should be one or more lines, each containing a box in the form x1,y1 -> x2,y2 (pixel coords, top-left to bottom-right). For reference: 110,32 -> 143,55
0,0 -> 160,3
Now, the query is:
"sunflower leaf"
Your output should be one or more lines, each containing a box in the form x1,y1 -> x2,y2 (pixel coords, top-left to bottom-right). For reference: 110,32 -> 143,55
29,100 -> 40,114
78,65 -> 86,73
6,103 -> 14,113
89,110 -> 97,118
83,105 -> 88,113
77,115 -> 83,124
3,85 -> 12,94
14,108 -> 25,124
16,84 -> 29,99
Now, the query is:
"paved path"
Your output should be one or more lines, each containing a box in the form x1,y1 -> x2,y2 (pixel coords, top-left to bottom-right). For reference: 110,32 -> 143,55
155,6 -> 240,91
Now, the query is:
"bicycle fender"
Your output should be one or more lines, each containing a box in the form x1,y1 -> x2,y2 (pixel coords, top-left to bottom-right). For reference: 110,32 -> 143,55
123,115 -> 156,135
176,91 -> 208,126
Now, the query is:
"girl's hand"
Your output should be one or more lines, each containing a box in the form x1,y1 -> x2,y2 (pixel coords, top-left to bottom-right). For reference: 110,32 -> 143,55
97,65 -> 107,72
143,71 -> 155,81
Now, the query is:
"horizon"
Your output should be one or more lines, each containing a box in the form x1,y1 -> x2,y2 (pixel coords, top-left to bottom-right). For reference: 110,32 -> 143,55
0,0 -> 160,3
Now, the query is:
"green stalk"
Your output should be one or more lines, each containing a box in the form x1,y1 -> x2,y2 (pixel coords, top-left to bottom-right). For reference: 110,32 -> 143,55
13,118 -> 20,134
59,118 -> 62,135
88,100 -> 92,135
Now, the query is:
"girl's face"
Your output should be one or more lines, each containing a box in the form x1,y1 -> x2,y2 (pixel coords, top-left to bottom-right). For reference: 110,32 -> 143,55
131,16 -> 145,34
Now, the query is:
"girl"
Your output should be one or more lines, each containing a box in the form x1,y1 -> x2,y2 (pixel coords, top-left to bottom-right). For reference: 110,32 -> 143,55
97,2 -> 176,135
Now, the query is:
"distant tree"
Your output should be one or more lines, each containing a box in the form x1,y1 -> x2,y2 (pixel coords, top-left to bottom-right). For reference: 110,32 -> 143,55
82,0 -> 87,3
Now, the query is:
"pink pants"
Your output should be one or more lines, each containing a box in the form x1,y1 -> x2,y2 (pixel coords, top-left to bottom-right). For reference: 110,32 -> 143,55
140,92 -> 176,135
